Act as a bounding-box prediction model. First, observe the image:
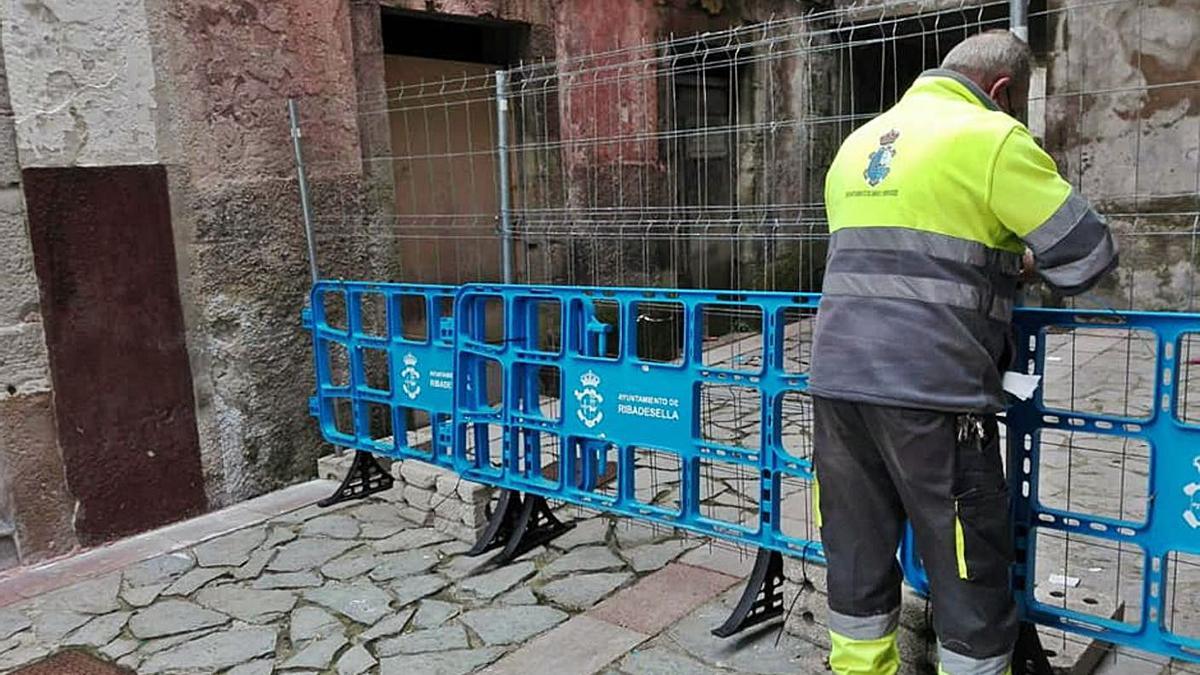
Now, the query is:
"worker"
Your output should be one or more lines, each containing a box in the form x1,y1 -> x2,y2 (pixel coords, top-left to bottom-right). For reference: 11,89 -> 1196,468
809,30 -> 1118,675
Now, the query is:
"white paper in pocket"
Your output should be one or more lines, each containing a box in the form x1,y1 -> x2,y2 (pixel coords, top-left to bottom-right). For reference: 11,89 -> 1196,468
1002,371 -> 1042,401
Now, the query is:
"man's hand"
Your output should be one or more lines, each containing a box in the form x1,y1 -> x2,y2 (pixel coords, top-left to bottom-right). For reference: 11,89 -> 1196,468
1020,248 -> 1037,283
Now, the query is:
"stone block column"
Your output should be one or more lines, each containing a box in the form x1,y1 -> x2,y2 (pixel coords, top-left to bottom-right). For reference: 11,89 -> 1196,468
0,27 -> 78,568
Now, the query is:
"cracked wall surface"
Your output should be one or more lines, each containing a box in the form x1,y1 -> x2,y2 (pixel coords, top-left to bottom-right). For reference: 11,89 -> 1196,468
1,0 -> 161,167
1042,0 -> 1200,311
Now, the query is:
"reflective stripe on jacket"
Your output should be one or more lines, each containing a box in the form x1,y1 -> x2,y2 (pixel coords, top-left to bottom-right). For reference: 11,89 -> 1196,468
810,69 -> 1117,413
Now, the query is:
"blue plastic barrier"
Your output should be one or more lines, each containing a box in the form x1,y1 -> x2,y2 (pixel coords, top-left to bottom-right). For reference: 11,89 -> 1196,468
304,281 -> 1200,662
1007,309 -> 1200,661
304,281 -> 458,467
450,283 -> 826,565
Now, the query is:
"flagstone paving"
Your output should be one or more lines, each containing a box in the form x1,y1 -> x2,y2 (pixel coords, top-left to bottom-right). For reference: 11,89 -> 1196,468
0,321 -> 1192,673
1,481 -> 1194,673
0,489 -> 826,674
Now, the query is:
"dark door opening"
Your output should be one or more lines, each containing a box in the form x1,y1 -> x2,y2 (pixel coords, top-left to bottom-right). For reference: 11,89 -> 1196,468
380,10 -> 527,413
381,10 -> 526,64
840,2 -> 1047,123
663,42 -> 749,291
380,9 -> 528,286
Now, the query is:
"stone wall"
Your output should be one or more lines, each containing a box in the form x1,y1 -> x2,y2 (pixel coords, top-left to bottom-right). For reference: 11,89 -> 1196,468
0,0 -> 771,565
0,10 -> 80,567
147,0 -> 787,508
140,0 -> 381,507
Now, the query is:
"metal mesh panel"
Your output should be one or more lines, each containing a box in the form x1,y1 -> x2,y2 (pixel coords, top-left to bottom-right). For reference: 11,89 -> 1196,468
290,0 -> 1200,667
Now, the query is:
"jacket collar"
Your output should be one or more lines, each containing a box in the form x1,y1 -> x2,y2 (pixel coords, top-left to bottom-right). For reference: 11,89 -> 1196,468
909,68 -> 1001,111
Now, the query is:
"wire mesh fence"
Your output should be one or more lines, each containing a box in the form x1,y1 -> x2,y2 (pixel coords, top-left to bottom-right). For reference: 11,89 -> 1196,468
290,0 -> 1199,667
297,0 -> 1199,303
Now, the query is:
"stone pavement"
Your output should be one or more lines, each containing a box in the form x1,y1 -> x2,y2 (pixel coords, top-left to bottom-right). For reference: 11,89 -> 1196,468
0,323 -> 1193,674
0,481 -> 825,674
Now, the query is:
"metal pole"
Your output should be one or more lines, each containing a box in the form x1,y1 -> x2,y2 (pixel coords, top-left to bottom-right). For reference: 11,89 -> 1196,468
1010,0 -> 1029,42
495,70 -> 514,283
288,98 -> 320,285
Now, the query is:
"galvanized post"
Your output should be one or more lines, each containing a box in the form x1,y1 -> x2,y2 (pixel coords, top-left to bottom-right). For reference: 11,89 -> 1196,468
495,70 -> 514,283
1010,0 -> 1029,42
288,98 -> 320,285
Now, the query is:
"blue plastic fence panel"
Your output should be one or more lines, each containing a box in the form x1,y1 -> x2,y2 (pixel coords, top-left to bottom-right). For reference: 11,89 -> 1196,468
1006,308 -> 1200,662
899,529 -> 930,596
304,281 -> 458,467
303,281 -> 1200,663
450,283 -> 830,564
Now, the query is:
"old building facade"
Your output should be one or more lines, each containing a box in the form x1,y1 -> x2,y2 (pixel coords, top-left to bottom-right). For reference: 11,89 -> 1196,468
0,0 -> 1194,569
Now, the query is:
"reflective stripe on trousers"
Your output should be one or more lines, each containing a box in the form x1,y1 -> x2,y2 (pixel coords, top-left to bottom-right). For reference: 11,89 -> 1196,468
938,644 -> 1012,675
829,608 -> 900,675
827,609 -> 1014,674
814,398 -> 1018,675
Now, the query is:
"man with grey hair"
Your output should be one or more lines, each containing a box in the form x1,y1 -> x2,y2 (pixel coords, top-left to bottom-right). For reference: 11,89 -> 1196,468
941,30 -> 1033,122
810,30 -> 1116,675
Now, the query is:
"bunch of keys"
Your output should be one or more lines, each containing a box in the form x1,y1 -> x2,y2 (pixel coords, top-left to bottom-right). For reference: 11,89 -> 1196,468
956,415 -> 987,444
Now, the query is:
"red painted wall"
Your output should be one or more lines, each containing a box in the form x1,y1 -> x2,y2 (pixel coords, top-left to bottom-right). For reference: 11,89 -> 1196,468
556,0 -> 661,170
23,165 -> 207,544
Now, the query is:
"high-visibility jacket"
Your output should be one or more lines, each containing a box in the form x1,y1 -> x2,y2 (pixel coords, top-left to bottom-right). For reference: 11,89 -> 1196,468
810,69 -> 1117,413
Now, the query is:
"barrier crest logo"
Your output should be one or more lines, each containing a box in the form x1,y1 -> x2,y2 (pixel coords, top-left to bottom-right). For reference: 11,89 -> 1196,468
864,129 -> 900,187
400,352 -> 421,400
1184,455 -> 1200,529
574,370 -> 604,429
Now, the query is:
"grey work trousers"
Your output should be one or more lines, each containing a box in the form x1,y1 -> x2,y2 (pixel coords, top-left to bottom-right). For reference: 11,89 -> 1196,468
812,396 -> 1019,668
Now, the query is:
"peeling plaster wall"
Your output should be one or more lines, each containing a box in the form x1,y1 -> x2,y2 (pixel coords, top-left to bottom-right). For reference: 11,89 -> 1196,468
1,0 -> 161,167
1042,0 -> 1200,310
1044,0 -> 1199,200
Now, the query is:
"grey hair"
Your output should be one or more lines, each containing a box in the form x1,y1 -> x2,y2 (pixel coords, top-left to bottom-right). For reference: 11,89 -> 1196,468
940,30 -> 1032,88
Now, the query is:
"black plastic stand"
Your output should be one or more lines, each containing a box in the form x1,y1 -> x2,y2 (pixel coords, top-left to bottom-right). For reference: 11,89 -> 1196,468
318,450 -> 394,507
1012,621 -> 1055,675
712,548 -> 786,638
466,489 -> 574,565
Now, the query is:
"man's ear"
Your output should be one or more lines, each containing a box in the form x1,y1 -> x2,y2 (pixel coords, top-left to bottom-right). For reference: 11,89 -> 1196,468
988,75 -> 1012,105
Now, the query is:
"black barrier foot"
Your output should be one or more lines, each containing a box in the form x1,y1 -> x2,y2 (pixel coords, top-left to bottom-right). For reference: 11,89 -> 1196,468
712,548 -> 785,638
1012,621 -> 1055,675
497,493 -> 573,563
318,451 -> 394,507
467,489 -> 574,564
467,489 -> 520,557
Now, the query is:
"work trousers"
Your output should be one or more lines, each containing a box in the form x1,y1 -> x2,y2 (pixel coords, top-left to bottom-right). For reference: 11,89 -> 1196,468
812,397 -> 1018,675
